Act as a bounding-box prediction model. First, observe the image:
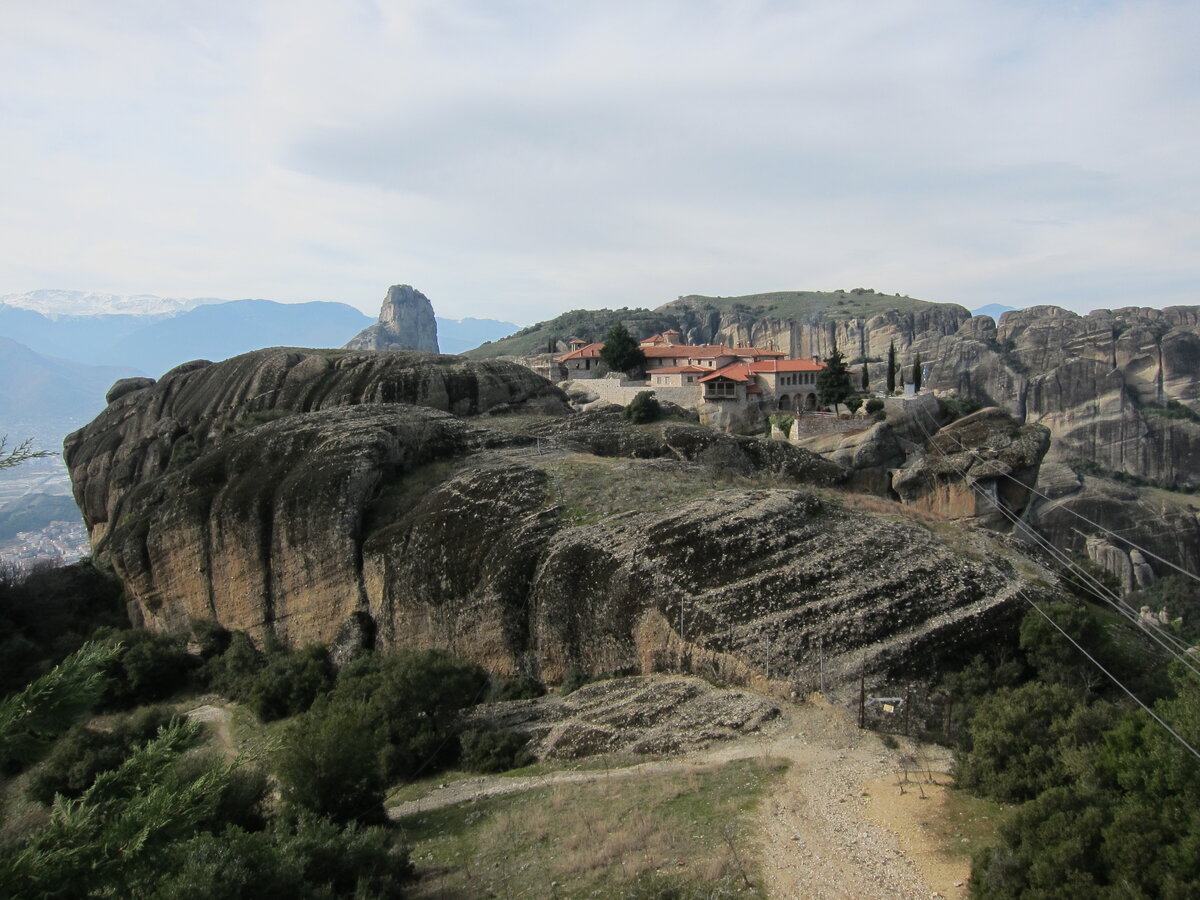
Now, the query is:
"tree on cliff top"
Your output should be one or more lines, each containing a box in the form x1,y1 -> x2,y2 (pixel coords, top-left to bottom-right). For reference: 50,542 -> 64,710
817,349 -> 852,413
599,323 -> 646,376
886,340 -> 897,393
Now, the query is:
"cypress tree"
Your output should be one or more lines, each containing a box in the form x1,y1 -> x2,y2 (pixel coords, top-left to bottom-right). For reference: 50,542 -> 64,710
861,362 -> 869,392
912,352 -> 923,392
816,348 -> 853,413
886,340 -> 896,393
599,323 -> 647,376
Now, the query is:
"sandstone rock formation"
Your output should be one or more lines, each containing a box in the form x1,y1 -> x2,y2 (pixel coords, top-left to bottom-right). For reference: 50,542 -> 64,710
465,675 -> 780,759
67,355 -> 1056,696
344,284 -> 439,352
891,408 -> 1051,530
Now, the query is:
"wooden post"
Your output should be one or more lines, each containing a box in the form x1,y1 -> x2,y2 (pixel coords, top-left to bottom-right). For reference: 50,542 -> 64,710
858,671 -> 865,729
818,637 -> 825,693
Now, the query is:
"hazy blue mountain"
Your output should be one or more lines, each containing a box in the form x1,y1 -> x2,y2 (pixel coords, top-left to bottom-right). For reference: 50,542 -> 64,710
0,337 -> 137,421
105,299 -> 374,376
0,298 -> 520,374
972,303 -> 1018,320
436,317 -> 520,354
0,305 -> 168,367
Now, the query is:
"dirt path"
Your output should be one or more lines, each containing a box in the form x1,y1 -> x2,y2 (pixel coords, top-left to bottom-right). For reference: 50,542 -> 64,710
388,693 -> 970,899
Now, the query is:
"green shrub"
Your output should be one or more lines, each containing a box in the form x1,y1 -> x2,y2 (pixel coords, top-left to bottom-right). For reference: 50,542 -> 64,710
148,813 -> 412,899
203,631 -> 265,701
560,666 -> 592,695
100,630 -> 196,709
625,390 -> 661,424
864,398 -> 884,415
247,644 -> 332,722
189,620 -> 231,659
331,650 -> 489,781
275,699 -> 387,825
846,396 -> 863,414
937,395 -> 981,422
955,682 -> 1115,803
489,674 -> 546,702
460,728 -> 535,773
27,705 -> 179,804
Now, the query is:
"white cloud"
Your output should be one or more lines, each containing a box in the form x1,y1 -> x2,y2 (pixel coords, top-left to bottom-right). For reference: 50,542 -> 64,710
1,0 -> 1197,321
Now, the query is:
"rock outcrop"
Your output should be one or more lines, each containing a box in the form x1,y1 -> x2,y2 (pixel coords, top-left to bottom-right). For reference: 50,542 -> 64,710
67,358 -> 1056,696
344,284 -> 440,352
892,408 -> 1051,530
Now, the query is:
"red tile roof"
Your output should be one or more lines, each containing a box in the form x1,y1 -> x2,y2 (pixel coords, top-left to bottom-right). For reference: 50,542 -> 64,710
556,342 -> 604,361
748,358 -> 825,373
647,365 -> 710,374
698,363 -> 752,383
643,345 -> 736,359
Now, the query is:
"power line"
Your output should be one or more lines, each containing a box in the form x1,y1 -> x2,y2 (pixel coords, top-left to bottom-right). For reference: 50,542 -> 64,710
906,405 -> 1200,676
899,404 -> 1200,761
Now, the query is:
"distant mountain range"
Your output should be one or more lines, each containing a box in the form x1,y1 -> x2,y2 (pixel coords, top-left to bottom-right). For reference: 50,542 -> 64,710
0,292 -> 520,376
0,289 -> 219,317
0,337 -> 137,422
971,303 -> 1018,320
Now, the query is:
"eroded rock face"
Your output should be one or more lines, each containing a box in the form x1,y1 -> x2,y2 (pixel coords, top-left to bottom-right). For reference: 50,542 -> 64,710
892,408 -> 1051,530
465,675 -> 780,759
68,348 -> 569,555
67,363 -> 1052,693
344,284 -> 439,352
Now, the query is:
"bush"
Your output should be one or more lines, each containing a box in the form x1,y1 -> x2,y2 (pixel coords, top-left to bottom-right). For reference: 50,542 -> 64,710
331,650 -> 490,781
100,630 -> 196,709
149,813 -> 412,899
937,395 -> 981,422
864,398 -> 884,415
625,390 -> 661,424
460,728 -> 535,773
203,630 -> 264,699
28,705 -> 179,804
560,666 -> 592,695
247,644 -> 332,722
189,620 -> 231,659
845,396 -> 863,414
489,674 -> 546,702
275,699 -> 387,825
955,682 -> 1115,802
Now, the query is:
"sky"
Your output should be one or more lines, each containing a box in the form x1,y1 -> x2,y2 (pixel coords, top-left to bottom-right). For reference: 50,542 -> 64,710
2,0 -> 1198,323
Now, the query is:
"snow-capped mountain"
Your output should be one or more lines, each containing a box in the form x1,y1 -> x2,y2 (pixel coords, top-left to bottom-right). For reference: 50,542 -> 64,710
0,290 -> 223,317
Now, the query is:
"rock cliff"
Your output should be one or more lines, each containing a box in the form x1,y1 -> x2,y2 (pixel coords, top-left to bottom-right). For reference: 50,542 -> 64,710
67,354 -> 1056,695
344,284 -> 439,352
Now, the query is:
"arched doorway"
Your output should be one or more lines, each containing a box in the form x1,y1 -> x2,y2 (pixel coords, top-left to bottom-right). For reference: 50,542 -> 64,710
805,393 -> 817,410
777,394 -> 790,411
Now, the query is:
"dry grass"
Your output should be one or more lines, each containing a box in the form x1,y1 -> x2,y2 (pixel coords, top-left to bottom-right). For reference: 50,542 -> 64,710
397,757 -> 787,899
924,786 -> 1008,861
541,454 -> 794,527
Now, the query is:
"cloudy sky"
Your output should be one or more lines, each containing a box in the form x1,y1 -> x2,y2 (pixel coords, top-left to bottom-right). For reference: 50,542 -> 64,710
2,0 -> 1198,322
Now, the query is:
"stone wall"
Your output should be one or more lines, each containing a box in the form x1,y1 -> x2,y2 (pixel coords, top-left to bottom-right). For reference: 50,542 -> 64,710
586,377 -> 704,408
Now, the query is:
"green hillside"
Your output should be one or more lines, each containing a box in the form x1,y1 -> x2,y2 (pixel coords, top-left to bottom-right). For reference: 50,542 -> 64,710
464,288 -> 949,358
664,287 -> 942,321
463,307 -> 673,359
